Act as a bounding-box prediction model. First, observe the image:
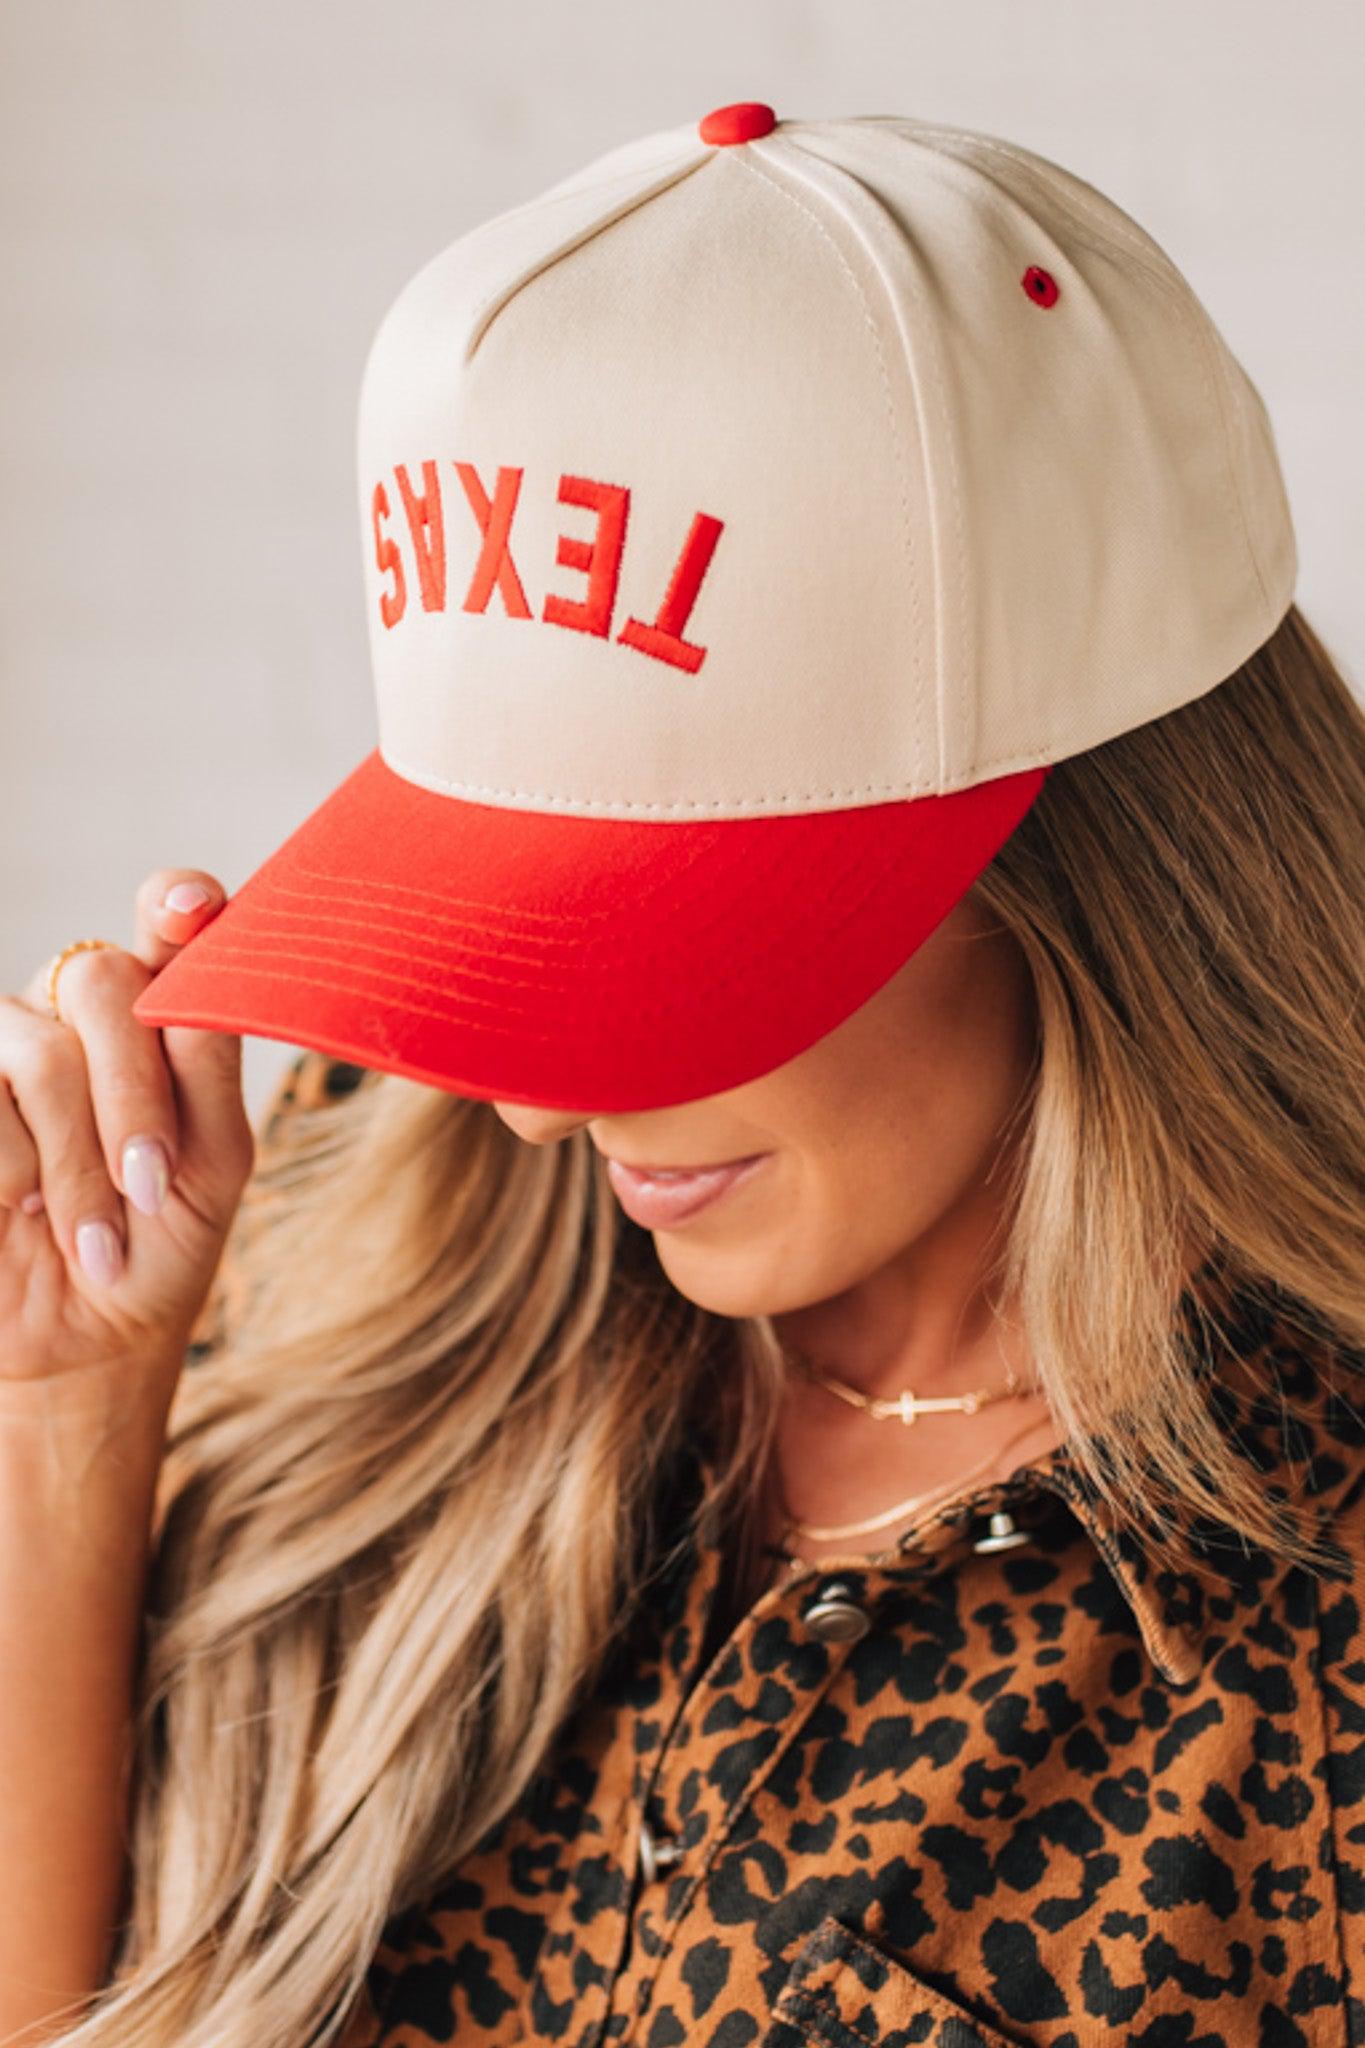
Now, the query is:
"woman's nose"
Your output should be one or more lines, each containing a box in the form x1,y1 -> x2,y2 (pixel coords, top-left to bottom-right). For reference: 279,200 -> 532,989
490,1101 -> 593,1147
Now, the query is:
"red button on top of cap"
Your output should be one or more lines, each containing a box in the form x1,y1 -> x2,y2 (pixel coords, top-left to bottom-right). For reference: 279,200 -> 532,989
698,102 -> 777,146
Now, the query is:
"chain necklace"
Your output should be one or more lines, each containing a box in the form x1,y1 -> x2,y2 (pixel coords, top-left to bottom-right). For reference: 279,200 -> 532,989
769,1406 -> 1053,1564
772,1317 -> 1039,1549
783,1320 -> 1028,1430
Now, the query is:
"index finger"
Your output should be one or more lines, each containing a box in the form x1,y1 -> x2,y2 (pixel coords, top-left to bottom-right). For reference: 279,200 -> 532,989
131,869 -> 226,972
12,870 -> 225,1022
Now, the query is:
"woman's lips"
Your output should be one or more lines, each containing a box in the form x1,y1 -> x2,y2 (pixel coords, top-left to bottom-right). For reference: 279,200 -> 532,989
605,1153 -> 770,1227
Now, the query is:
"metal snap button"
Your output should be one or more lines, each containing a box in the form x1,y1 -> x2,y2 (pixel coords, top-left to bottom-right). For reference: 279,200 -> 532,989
801,1581 -> 872,1642
639,1816 -> 683,1884
972,1509 -> 1030,1553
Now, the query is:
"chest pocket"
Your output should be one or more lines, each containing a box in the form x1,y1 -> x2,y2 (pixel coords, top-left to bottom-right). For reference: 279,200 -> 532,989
764,1915 -> 1024,2048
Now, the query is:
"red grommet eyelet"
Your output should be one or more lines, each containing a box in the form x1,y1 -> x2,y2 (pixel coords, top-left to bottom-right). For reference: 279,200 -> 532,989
1022,266 -> 1060,308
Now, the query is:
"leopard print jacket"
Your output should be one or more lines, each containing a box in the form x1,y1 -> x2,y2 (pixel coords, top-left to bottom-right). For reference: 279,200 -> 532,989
193,1050 -> 1365,2047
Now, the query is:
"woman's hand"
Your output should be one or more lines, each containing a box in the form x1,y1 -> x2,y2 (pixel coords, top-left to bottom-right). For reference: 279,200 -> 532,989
0,870 -> 256,1385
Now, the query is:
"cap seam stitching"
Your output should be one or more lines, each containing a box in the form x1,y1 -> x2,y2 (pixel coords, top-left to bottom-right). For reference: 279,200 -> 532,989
768,131 -> 962,782
462,149 -> 715,363
732,144 -> 931,785
949,132 -> 1273,620
377,748 -> 1046,807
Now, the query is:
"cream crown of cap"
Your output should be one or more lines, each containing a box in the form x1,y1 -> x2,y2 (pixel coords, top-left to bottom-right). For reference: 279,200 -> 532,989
356,107 -> 1297,821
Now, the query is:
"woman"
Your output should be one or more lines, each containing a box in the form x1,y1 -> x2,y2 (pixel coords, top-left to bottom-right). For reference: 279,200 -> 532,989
2,107 -> 1361,2048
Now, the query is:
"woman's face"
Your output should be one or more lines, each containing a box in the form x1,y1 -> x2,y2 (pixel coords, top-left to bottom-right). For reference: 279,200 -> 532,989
490,886 -> 1040,1331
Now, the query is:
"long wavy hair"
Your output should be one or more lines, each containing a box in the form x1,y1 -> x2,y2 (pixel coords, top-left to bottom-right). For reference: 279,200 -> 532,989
44,602 -> 1365,2047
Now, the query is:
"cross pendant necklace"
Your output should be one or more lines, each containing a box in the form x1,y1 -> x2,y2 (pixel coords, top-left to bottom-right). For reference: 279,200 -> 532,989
788,1347 -> 1024,1427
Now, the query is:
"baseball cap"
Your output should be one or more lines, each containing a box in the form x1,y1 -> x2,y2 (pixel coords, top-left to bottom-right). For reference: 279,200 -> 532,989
131,101 -> 1296,1112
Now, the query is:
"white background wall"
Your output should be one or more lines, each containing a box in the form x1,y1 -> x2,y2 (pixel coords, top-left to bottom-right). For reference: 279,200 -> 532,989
3,0 -> 1362,1124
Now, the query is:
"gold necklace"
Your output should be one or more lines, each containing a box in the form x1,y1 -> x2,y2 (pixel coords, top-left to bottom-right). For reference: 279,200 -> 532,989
783,1326 -> 1028,1428
774,1406 -> 1052,1554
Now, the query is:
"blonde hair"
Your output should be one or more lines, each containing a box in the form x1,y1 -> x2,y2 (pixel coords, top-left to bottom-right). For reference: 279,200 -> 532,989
45,601 -> 1365,2047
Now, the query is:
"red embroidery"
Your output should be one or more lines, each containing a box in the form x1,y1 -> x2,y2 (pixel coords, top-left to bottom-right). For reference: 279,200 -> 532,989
372,461 -> 724,672
454,463 -> 533,620
542,477 -> 630,639
371,481 -> 407,630
616,513 -> 725,674
394,461 -> 446,614
1022,266 -> 1060,308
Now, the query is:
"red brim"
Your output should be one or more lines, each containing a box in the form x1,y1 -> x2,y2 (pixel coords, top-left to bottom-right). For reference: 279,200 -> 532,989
131,747 -> 1049,1111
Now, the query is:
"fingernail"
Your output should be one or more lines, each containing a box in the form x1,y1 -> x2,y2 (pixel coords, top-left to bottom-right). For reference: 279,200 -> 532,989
164,882 -> 211,913
122,1136 -> 170,1216
76,1219 -> 124,1287
19,1191 -> 44,1216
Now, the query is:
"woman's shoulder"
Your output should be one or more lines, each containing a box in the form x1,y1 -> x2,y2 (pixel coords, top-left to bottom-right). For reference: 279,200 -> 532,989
1214,1267 -> 1365,1541
1205,1277 -> 1365,1728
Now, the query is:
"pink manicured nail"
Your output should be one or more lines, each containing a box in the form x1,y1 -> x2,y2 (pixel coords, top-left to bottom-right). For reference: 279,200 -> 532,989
164,882 -> 211,913
76,1219 -> 123,1287
122,1137 -> 170,1216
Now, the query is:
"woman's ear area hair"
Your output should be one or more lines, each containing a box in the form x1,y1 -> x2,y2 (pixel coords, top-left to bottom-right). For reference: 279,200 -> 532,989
967,599 -> 1365,1562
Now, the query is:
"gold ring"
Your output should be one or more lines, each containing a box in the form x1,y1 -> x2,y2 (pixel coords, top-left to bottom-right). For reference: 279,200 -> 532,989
45,939 -> 119,1025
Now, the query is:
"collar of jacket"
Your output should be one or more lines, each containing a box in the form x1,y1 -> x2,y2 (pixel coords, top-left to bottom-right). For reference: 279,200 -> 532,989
681,1250 -> 1362,1692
